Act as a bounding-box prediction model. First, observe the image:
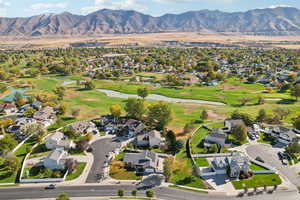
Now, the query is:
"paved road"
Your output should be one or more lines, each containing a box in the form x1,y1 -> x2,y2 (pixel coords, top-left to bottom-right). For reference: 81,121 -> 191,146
0,185 -> 298,200
86,138 -> 121,183
246,144 -> 300,187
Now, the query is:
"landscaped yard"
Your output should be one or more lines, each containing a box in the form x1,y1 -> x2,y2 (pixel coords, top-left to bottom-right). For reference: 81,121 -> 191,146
232,174 -> 282,189
66,162 -> 87,181
249,163 -> 267,171
190,128 -> 209,154
194,158 -> 209,167
29,144 -> 50,158
170,150 -> 208,189
23,165 -> 66,179
257,133 -> 275,145
208,122 -> 225,129
109,161 -> 142,180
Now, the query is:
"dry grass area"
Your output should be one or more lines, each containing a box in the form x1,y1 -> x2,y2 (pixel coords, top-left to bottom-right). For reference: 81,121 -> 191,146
2,32 -> 300,49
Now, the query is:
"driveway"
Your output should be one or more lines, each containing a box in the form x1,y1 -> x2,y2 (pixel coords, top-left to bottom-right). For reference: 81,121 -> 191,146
86,138 -> 121,183
246,144 -> 300,188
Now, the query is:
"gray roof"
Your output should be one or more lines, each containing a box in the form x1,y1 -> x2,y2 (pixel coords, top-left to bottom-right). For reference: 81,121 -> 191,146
48,132 -> 64,142
123,150 -> 158,168
47,149 -> 66,161
211,128 -> 227,139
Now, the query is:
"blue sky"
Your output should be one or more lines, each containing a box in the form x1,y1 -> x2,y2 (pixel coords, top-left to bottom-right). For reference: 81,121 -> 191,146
1,0 -> 300,17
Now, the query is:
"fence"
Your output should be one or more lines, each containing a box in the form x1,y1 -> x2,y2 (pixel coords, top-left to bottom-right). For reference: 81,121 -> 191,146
12,134 -> 33,153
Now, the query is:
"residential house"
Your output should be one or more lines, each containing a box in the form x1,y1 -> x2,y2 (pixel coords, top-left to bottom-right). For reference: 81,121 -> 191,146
224,119 -> 245,133
210,152 -> 250,178
33,106 -> 56,127
0,102 -> 17,114
123,119 -> 145,137
204,128 -> 227,148
123,150 -> 163,174
31,101 -> 42,110
269,126 -> 299,145
43,149 -> 68,170
69,121 -> 98,135
136,130 -> 164,148
46,132 -> 74,150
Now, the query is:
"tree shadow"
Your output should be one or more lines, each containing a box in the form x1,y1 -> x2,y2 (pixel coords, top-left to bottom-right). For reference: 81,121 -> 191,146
276,99 -> 297,104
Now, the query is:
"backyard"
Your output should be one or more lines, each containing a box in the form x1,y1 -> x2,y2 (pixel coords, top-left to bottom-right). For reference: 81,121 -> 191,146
66,162 -> 87,181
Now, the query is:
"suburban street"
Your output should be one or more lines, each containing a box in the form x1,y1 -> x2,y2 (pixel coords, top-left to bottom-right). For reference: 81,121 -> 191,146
246,144 -> 300,187
0,185 -> 299,200
86,138 -> 121,183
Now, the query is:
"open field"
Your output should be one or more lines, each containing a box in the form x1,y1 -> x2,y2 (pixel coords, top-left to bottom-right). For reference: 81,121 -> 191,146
2,32 -> 300,49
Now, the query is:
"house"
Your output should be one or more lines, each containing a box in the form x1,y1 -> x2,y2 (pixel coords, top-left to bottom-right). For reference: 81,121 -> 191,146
123,119 -> 145,136
33,106 -> 56,127
123,150 -> 163,174
69,121 -> 98,135
46,132 -> 74,150
269,126 -> 299,145
204,128 -> 227,148
224,119 -> 245,133
136,130 -> 164,147
0,102 -> 17,114
209,152 -> 250,178
43,149 -> 67,170
31,101 -> 42,110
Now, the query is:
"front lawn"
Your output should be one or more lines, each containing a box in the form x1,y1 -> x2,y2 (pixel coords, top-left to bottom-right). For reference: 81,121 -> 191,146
232,174 -> 282,189
190,128 -> 209,154
23,166 -> 65,179
208,122 -> 225,129
249,163 -> 267,171
170,150 -> 208,189
195,158 -> 209,167
66,162 -> 87,181
109,161 -> 142,180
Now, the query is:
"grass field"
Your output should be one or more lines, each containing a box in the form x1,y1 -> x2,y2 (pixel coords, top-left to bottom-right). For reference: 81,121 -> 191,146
194,158 -> 209,167
66,162 -> 87,181
232,174 -> 282,189
249,163 -> 267,171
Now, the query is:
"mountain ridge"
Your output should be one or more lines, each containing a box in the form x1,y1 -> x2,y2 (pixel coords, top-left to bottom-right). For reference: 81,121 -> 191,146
1,7 -> 300,36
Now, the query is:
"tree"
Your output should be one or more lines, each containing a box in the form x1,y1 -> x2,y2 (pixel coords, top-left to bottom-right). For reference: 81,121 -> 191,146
146,190 -> 154,198
124,98 -> 146,119
110,104 -> 122,119
209,144 -> 219,153
21,123 -> 47,137
232,124 -> 248,143
238,97 -> 252,106
131,190 -> 137,196
15,92 -> 26,107
0,135 -> 18,152
76,140 -> 89,152
286,140 -> 300,154
201,110 -> 208,121
163,156 -> 174,182
57,104 -> 67,115
56,193 -> 70,200
147,101 -> 172,129
71,108 -> 80,119
53,86 -> 66,100
273,107 -> 291,120
293,116 -> 300,130
24,108 -> 36,118
84,81 -> 95,90
291,84 -> 300,101
118,189 -> 124,197
183,123 -> 193,134
137,87 -> 148,99
5,155 -> 19,172
257,96 -> 265,105
231,110 -> 253,126
256,109 -> 267,122
165,130 -> 177,151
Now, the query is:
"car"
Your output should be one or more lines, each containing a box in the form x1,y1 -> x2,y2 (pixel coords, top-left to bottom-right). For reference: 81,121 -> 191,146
45,184 -> 56,189
255,156 -> 264,163
278,152 -> 284,160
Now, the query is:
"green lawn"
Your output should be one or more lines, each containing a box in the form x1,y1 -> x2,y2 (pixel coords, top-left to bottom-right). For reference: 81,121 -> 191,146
194,158 -> 209,167
190,128 -> 209,154
66,162 -> 87,181
232,174 -> 282,189
47,117 -> 78,132
208,122 -> 225,129
249,163 -> 267,171
170,150 -> 208,189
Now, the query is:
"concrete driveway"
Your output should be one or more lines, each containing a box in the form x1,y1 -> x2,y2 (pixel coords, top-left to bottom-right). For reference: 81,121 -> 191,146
86,138 -> 121,183
246,144 -> 300,188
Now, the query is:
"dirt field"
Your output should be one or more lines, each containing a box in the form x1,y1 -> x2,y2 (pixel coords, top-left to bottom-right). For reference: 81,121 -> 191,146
1,32 -> 300,49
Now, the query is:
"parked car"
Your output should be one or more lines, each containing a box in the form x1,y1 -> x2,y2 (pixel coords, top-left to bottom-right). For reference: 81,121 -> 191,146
45,184 -> 56,189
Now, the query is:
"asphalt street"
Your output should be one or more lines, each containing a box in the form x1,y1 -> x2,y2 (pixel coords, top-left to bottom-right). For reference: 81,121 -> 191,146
0,185 -> 299,200
86,138 -> 121,183
246,144 -> 300,187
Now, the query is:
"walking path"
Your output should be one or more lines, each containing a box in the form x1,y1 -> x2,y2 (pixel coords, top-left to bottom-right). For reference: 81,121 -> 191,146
97,89 -> 225,106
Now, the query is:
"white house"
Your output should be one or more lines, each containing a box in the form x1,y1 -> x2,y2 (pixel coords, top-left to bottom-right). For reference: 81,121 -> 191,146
43,149 -> 67,170
137,130 -> 164,147
45,132 -> 74,150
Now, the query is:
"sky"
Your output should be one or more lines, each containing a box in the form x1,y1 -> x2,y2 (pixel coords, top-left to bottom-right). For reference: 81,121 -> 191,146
0,0 -> 300,17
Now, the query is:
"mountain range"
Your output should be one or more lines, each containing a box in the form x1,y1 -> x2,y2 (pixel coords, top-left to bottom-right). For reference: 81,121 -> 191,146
1,7 -> 300,36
